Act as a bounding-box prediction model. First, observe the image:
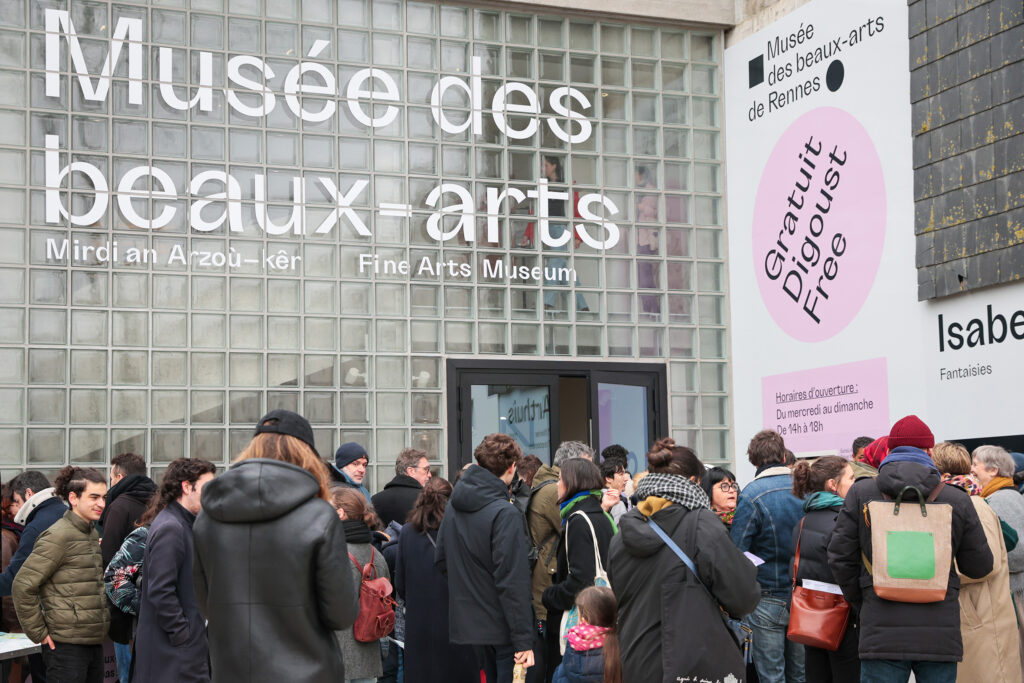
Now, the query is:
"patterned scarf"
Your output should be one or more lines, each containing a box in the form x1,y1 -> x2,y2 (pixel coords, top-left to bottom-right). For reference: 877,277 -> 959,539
566,623 -> 610,652
715,508 -> 735,526
636,473 -> 710,511
941,473 -> 981,496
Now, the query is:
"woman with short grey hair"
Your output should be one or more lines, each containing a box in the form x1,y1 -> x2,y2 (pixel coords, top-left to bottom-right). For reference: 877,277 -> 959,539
972,444 -> 1024,677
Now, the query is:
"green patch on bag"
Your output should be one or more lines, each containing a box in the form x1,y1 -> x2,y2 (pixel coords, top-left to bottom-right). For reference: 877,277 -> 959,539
886,531 -> 936,580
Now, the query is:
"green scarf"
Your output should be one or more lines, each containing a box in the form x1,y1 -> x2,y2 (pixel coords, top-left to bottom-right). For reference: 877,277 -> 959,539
803,490 -> 845,512
559,490 -> 618,534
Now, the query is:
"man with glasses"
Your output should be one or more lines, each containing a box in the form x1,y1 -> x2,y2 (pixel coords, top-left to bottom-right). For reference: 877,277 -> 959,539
372,448 -> 433,528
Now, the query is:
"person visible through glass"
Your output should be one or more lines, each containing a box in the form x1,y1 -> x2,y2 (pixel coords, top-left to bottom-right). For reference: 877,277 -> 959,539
790,456 -> 858,683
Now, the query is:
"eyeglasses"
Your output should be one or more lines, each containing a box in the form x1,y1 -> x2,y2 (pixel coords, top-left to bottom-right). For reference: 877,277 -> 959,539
409,464 -> 432,472
717,482 -> 740,492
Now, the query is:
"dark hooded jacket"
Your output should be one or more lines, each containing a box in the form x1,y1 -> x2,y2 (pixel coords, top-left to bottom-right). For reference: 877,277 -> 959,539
371,474 -> 423,528
100,473 -> 157,643
100,474 -> 157,566
607,504 -> 761,683
134,502 -> 208,683
827,451 -> 994,661
193,459 -> 358,683
434,464 -> 533,652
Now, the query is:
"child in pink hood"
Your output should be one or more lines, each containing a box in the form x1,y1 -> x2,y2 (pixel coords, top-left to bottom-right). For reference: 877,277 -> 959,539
551,586 -> 621,683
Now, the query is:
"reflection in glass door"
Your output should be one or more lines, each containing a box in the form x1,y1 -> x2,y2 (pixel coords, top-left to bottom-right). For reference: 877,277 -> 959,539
596,382 -> 650,474
470,384 -> 554,464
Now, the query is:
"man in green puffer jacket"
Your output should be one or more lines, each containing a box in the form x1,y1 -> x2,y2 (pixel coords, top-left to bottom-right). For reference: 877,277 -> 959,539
13,466 -> 110,683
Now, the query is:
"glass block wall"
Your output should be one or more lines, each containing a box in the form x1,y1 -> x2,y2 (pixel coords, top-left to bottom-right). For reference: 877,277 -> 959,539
0,0 -> 729,486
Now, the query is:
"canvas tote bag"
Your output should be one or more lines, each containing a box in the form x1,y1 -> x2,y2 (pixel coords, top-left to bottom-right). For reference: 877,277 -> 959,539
866,483 -> 952,603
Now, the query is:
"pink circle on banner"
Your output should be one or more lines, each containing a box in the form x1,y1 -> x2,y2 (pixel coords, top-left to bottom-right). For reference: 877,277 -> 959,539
751,107 -> 886,343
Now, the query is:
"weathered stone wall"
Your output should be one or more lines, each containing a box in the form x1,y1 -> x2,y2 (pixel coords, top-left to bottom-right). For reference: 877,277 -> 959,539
909,0 -> 1024,300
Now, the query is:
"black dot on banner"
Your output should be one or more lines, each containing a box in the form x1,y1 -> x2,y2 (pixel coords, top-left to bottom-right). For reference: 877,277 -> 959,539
826,60 -> 845,92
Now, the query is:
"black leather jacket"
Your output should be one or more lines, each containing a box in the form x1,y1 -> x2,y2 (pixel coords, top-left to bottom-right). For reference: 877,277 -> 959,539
193,459 -> 358,683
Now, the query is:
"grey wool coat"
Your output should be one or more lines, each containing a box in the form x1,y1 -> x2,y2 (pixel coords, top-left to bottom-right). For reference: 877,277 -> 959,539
985,487 -> 1024,594
335,542 -> 389,680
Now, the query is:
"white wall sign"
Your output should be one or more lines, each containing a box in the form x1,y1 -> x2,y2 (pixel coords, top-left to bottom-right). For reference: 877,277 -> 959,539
725,0 -> 1024,482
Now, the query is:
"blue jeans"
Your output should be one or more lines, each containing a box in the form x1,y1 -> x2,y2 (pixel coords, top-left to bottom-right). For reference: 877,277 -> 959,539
113,641 -> 131,683
860,660 -> 956,683
748,594 -> 805,683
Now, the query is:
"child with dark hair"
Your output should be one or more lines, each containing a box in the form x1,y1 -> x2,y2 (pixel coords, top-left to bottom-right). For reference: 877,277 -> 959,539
551,586 -> 622,683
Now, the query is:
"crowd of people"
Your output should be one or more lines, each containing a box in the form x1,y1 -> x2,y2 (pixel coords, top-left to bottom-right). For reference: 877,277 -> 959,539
0,409 -> 1022,683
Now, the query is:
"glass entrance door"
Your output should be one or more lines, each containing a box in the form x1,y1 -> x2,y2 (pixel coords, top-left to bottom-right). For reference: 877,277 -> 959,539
449,361 -> 667,474
591,372 -> 659,474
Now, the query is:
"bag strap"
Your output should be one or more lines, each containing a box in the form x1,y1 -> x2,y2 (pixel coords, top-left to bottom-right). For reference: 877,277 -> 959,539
648,518 -> 701,585
425,530 -> 437,549
792,517 -> 806,588
349,550 -> 377,580
570,510 -> 607,581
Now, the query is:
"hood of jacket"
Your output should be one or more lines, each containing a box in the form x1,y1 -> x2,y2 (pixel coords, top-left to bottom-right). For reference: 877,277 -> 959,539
617,504 -> 685,559
450,464 -> 511,513
200,459 -> 321,523
876,454 -> 941,500
14,487 -> 59,526
533,465 -> 559,487
100,474 -> 157,527
383,474 -> 422,491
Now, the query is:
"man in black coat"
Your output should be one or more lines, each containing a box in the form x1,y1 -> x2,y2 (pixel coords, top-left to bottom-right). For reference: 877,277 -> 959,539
99,452 -> 157,677
372,448 -> 431,527
436,434 -> 535,682
827,415 -> 993,683
134,458 -> 217,683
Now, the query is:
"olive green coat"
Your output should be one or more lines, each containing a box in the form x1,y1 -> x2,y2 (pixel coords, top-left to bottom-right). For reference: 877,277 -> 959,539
527,465 -> 561,621
12,510 -> 109,645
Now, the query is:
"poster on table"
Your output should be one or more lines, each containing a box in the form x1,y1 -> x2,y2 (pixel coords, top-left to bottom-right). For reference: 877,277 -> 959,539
724,0 -> 1024,483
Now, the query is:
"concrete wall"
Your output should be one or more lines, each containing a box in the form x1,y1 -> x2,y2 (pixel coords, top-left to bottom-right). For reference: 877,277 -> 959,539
726,0 -> 812,45
910,0 -> 1024,300
504,0 -> 735,26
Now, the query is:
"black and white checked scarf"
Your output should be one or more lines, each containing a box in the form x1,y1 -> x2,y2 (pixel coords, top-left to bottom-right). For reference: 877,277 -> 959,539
636,472 -> 711,511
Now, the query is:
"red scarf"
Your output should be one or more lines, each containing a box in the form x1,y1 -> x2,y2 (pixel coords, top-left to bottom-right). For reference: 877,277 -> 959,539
566,623 -> 610,652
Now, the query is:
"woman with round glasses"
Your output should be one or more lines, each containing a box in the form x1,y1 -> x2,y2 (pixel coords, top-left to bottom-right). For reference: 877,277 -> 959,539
701,467 -> 740,528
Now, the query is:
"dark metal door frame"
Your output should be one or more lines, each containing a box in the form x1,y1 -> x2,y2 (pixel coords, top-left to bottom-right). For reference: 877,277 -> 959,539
446,359 -> 668,474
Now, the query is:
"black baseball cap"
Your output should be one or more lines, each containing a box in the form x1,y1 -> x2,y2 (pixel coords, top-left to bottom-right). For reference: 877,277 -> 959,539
254,410 -> 319,457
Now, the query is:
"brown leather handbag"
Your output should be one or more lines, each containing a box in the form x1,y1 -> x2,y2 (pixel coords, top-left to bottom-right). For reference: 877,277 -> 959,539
786,518 -> 851,651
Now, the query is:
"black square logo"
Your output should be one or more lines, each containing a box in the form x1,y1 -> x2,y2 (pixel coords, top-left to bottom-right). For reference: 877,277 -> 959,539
749,55 -> 764,88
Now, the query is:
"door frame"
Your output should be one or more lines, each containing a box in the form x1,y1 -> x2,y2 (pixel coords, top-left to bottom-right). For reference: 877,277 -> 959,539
446,359 -> 668,474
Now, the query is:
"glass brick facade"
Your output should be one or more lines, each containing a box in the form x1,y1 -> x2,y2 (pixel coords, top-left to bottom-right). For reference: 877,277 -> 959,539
0,0 -> 729,486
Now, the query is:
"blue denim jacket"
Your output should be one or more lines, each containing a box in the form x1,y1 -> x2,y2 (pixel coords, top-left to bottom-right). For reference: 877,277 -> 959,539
730,467 -> 804,596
